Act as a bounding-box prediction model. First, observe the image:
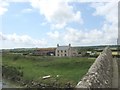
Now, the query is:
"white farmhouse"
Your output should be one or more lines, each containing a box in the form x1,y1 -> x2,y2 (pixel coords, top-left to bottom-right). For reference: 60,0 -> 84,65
55,44 -> 78,57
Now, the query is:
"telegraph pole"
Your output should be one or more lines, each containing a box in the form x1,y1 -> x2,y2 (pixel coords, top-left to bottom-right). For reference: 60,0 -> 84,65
117,18 -> 120,58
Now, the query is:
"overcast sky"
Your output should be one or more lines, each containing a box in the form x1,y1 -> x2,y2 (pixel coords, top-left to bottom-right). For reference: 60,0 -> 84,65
0,0 -> 119,49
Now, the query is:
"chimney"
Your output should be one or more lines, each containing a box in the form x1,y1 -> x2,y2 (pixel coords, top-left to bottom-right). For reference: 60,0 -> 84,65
57,44 -> 59,47
69,44 -> 71,47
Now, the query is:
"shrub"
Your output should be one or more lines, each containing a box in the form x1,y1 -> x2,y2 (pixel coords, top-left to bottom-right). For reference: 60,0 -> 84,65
2,65 -> 23,82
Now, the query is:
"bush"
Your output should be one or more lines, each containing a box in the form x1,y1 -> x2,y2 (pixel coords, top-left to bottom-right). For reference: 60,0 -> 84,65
2,65 -> 23,82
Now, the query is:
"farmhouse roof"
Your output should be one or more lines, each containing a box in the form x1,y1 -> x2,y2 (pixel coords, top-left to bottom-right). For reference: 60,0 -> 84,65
56,46 -> 70,50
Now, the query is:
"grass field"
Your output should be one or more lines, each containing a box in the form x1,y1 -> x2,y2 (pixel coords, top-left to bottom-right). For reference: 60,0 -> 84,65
2,54 -> 95,87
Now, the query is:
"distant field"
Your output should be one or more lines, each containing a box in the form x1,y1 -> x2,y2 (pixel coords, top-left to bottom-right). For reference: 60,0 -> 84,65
2,54 -> 95,87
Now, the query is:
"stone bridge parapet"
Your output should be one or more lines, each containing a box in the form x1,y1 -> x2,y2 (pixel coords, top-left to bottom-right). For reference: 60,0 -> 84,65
76,47 -> 114,88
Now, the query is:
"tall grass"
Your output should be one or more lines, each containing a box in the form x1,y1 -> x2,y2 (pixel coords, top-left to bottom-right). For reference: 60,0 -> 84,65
2,54 -> 95,86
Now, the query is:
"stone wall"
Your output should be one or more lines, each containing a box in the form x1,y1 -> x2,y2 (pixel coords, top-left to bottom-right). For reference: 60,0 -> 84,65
76,47 -> 113,88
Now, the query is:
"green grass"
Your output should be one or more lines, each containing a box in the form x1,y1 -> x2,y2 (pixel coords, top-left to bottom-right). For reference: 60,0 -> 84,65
2,54 -> 95,86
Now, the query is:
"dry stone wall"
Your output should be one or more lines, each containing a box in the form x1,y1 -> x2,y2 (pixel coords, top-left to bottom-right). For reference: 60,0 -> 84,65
76,47 -> 113,88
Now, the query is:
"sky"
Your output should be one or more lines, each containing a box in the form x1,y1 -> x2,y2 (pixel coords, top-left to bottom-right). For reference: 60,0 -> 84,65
0,0 -> 119,49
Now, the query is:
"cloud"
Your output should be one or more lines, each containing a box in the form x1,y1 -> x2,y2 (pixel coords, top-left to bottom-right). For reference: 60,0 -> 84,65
46,1 -> 118,46
0,0 -> 9,15
90,1 -> 118,44
0,32 -> 47,48
64,28 -> 84,43
1,0 -> 118,47
71,0 -> 119,2
21,8 -> 33,13
29,0 -> 118,30
91,1 -> 118,24
30,0 -> 83,29
41,22 -> 47,26
5,0 -> 30,3
47,31 -> 60,40
63,25 -> 117,45
0,0 -> 32,16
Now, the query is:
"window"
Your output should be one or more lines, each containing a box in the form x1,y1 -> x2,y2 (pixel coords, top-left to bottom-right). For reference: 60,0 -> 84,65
58,54 -> 59,56
65,50 -> 66,52
58,50 -> 59,53
61,50 -> 63,53
65,54 -> 67,56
